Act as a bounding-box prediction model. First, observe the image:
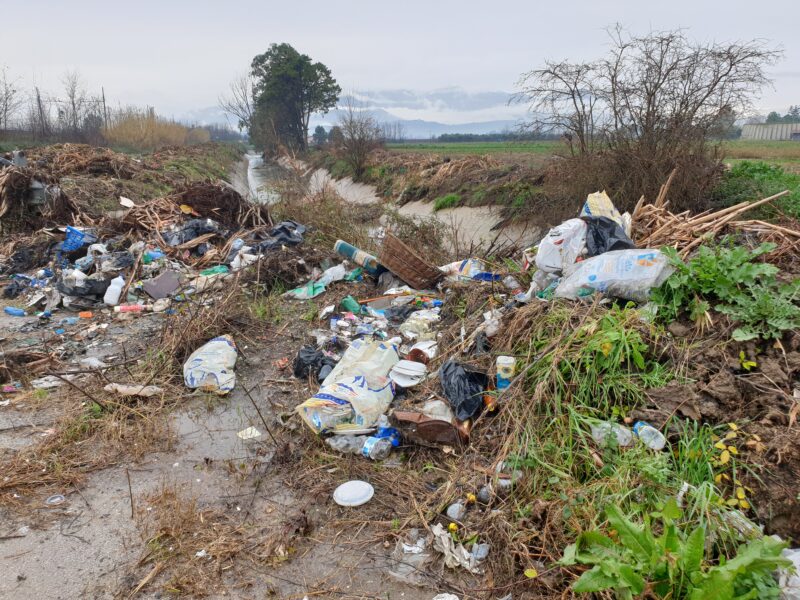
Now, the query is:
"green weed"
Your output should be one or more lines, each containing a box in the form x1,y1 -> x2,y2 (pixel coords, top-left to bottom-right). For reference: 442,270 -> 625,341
433,193 -> 461,211
652,242 -> 800,341
560,502 -> 788,599
711,160 -> 800,217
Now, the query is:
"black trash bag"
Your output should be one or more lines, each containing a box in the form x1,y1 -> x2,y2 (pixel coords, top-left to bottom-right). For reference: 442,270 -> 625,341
383,305 -> 417,325
57,272 -> 111,299
253,221 -> 306,252
582,216 -> 635,257
439,360 -> 488,421
3,278 -> 28,299
293,345 -> 337,382
160,218 -> 227,247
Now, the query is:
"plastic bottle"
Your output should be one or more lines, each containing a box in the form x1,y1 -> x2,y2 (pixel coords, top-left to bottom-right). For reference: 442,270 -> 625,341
326,435 -> 367,455
591,421 -> 634,447
103,275 -> 126,306
633,421 -> 667,450
4,307 -> 26,317
326,432 -> 394,460
375,415 -> 401,447
361,436 -> 393,460
113,304 -> 153,313
495,356 -> 516,390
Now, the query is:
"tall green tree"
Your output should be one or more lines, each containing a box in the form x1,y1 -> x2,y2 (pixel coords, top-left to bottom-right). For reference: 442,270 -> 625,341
312,125 -> 328,146
250,43 -> 340,153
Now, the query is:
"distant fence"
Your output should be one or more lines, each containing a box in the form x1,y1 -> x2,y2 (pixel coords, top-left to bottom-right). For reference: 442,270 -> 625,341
741,123 -> 800,141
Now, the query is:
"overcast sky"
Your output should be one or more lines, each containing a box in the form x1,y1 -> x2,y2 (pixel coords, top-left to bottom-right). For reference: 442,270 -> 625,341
4,0 -> 799,122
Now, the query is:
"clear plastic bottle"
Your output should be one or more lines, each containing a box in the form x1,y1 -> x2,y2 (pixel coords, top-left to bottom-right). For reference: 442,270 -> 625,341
361,436 -> 392,460
591,421 -> 634,447
633,421 -> 667,450
326,435 -> 367,455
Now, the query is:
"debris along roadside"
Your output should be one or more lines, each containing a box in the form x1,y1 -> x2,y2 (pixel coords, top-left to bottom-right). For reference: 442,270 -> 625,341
282,182 -> 800,598
1,138 -> 798,600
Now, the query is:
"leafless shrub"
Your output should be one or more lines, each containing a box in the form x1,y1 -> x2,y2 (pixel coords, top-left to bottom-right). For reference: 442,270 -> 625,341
515,26 -> 782,211
337,95 -> 383,180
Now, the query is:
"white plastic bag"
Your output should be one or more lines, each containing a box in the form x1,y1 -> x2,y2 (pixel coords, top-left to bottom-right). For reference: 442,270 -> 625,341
535,218 -> 587,275
322,339 -> 399,386
296,374 -> 395,433
318,263 -> 347,286
183,335 -> 238,394
554,249 -> 672,303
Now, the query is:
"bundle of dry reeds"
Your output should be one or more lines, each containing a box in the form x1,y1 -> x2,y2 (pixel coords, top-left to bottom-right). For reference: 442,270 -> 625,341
632,173 -> 795,257
34,143 -> 140,179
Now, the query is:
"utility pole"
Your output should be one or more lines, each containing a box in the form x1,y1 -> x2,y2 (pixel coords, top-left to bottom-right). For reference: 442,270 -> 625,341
101,86 -> 109,129
35,87 -> 49,139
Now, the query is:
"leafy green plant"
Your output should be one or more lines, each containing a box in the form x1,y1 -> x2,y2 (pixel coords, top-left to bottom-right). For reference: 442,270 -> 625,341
652,242 -> 800,340
560,502 -> 789,599
433,192 -> 461,211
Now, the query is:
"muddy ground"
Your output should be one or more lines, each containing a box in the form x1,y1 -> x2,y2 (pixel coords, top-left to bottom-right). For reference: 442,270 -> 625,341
0,299 -> 445,599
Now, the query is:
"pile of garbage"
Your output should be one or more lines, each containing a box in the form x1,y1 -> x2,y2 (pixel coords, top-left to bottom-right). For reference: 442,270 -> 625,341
289,191 -> 674,452
0,151 -> 79,233
0,172 -> 305,393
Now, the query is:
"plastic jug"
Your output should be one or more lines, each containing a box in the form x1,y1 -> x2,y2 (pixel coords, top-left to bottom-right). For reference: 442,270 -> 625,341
103,276 -> 126,306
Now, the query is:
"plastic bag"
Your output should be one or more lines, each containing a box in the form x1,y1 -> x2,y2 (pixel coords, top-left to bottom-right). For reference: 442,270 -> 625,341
183,335 -> 238,394
535,218 -> 587,275
285,281 -> 326,300
580,191 -> 623,225
554,249 -> 673,303
583,216 -> 635,257
296,374 -> 395,433
322,339 -> 398,386
293,345 -> 337,382
318,263 -> 346,286
439,360 -> 488,421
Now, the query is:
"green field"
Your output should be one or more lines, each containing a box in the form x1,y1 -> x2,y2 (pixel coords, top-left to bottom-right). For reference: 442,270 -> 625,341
387,139 -> 800,172
387,140 -> 561,155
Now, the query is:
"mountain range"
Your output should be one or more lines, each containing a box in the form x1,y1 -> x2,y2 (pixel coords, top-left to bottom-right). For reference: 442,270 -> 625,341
178,87 -> 529,139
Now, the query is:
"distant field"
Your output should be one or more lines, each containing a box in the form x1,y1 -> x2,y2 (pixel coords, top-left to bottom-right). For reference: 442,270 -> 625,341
387,140 -> 561,155
388,139 -> 800,173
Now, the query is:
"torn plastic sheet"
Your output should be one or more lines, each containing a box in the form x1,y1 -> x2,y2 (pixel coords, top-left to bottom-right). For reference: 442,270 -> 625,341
431,523 -> 482,574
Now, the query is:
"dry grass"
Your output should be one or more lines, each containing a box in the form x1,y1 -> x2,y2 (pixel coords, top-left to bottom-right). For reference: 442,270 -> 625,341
103,109 -> 210,152
123,483 -> 310,598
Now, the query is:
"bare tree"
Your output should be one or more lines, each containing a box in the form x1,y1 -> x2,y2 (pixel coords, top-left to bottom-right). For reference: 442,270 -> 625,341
0,66 -> 25,131
338,96 -> 382,179
380,120 -> 406,143
218,74 -> 254,132
61,70 -> 87,136
514,26 -> 781,209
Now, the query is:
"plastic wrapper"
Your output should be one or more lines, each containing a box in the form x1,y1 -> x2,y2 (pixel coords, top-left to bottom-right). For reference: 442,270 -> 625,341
535,218 -> 587,275
580,191 -> 623,225
296,374 -> 395,433
183,335 -> 238,395
554,249 -> 673,303
439,360 -> 488,421
322,339 -> 398,387
398,308 -> 440,341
